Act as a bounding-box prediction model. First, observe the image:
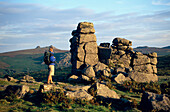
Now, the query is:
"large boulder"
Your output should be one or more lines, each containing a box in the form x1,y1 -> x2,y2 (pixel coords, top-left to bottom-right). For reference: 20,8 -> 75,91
112,37 -> 132,46
94,62 -> 108,73
133,53 -> 150,66
84,42 -> 98,54
128,71 -> 158,83
66,90 -> 93,101
140,91 -> 170,111
88,82 -> 120,99
133,64 -> 153,74
98,46 -> 112,60
5,85 -> 29,98
114,73 -> 126,84
38,84 -> 55,93
150,57 -> 157,65
23,75 -> 35,81
82,66 -> 95,78
79,34 -> 96,43
4,75 -> 18,82
65,85 -> 90,91
148,52 -> 157,58
68,75 -> 79,82
85,54 -> 98,66
79,75 -> 91,82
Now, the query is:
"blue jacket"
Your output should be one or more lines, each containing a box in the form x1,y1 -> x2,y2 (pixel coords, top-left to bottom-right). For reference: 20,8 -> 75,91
49,51 -> 56,65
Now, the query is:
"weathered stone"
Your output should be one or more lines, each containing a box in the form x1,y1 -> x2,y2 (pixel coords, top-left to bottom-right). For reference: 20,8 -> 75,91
128,71 -> 158,83
94,62 -> 108,73
77,22 -> 94,29
100,43 -> 110,48
77,53 -> 85,62
117,45 -> 128,50
23,75 -> 35,81
0,78 -> 8,82
38,84 -> 54,93
4,75 -> 18,82
140,92 -> 170,111
152,65 -> 157,74
98,46 -> 111,60
115,67 -> 125,73
5,85 -> 29,98
85,54 -> 98,66
133,64 -> 153,74
88,82 -> 120,99
79,34 -> 96,43
135,51 -> 143,55
125,67 -> 133,73
77,27 -> 95,34
103,69 -> 110,77
66,90 -> 93,101
79,75 -> 91,81
113,37 -> 132,46
71,30 -> 78,36
82,65 -> 95,78
65,85 -> 91,91
77,43 -> 85,53
70,36 -> 78,44
117,50 -> 126,55
72,60 -> 84,69
148,52 -> 157,58
68,75 -> 79,82
125,77 -> 131,81
84,42 -> 98,54
150,58 -> 157,65
114,73 -> 126,84
133,54 -> 150,66
119,54 -> 131,68
127,46 -> 133,51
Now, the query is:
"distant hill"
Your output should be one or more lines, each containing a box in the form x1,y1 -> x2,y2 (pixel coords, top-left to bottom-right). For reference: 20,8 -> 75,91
0,46 -> 68,57
162,46 -> 170,49
134,46 -> 170,56
0,46 -> 71,74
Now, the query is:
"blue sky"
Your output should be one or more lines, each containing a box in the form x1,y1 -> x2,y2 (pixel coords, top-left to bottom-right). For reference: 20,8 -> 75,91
0,0 -> 170,53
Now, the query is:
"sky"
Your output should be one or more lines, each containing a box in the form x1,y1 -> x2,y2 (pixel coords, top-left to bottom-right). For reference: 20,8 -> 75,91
0,0 -> 170,53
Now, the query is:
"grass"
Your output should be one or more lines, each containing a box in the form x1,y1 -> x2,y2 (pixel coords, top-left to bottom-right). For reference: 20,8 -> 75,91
0,52 -> 70,76
0,53 -> 169,111
0,74 -> 169,112
157,55 -> 170,76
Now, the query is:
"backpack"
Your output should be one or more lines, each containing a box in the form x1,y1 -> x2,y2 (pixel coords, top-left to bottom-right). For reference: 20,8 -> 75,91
43,51 -> 51,65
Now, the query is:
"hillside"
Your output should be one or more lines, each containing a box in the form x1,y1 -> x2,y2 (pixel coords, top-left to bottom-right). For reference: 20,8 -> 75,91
0,46 -> 70,75
0,46 -> 68,57
133,46 -> 170,56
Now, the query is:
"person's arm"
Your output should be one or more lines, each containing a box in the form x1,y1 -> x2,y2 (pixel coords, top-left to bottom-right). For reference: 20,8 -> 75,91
50,56 -> 56,62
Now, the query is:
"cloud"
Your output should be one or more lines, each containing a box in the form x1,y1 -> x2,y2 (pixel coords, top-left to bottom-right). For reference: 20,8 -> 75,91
152,0 -> 170,6
0,1 -> 170,53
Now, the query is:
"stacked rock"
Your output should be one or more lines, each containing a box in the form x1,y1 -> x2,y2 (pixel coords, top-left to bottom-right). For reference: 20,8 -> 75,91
133,52 -> 157,74
110,37 -> 133,68
98,43 -> 112,65
101,37 -> 158,83
70,22 -> 98,74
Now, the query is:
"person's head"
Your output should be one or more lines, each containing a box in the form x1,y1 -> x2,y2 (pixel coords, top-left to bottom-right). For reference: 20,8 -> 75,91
49,46 -> 54,52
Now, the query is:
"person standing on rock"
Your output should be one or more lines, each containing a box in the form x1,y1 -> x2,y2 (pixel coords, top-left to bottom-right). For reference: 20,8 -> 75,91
44,46 -> 56,84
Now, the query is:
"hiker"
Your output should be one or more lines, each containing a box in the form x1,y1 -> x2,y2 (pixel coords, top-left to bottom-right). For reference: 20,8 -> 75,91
44,46 -> 56,84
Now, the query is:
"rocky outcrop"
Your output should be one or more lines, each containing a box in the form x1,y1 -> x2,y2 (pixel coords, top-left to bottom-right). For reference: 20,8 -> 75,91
128,71 -> 158,83
66,90 -> 93,101
4,75 -> 19,82
4,85 -> 29,98
69,22 -> 158,83
88,82 -> 120,99
38,84 -> 55,93
140,91 -> 170,111
70,22 -> 98,75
